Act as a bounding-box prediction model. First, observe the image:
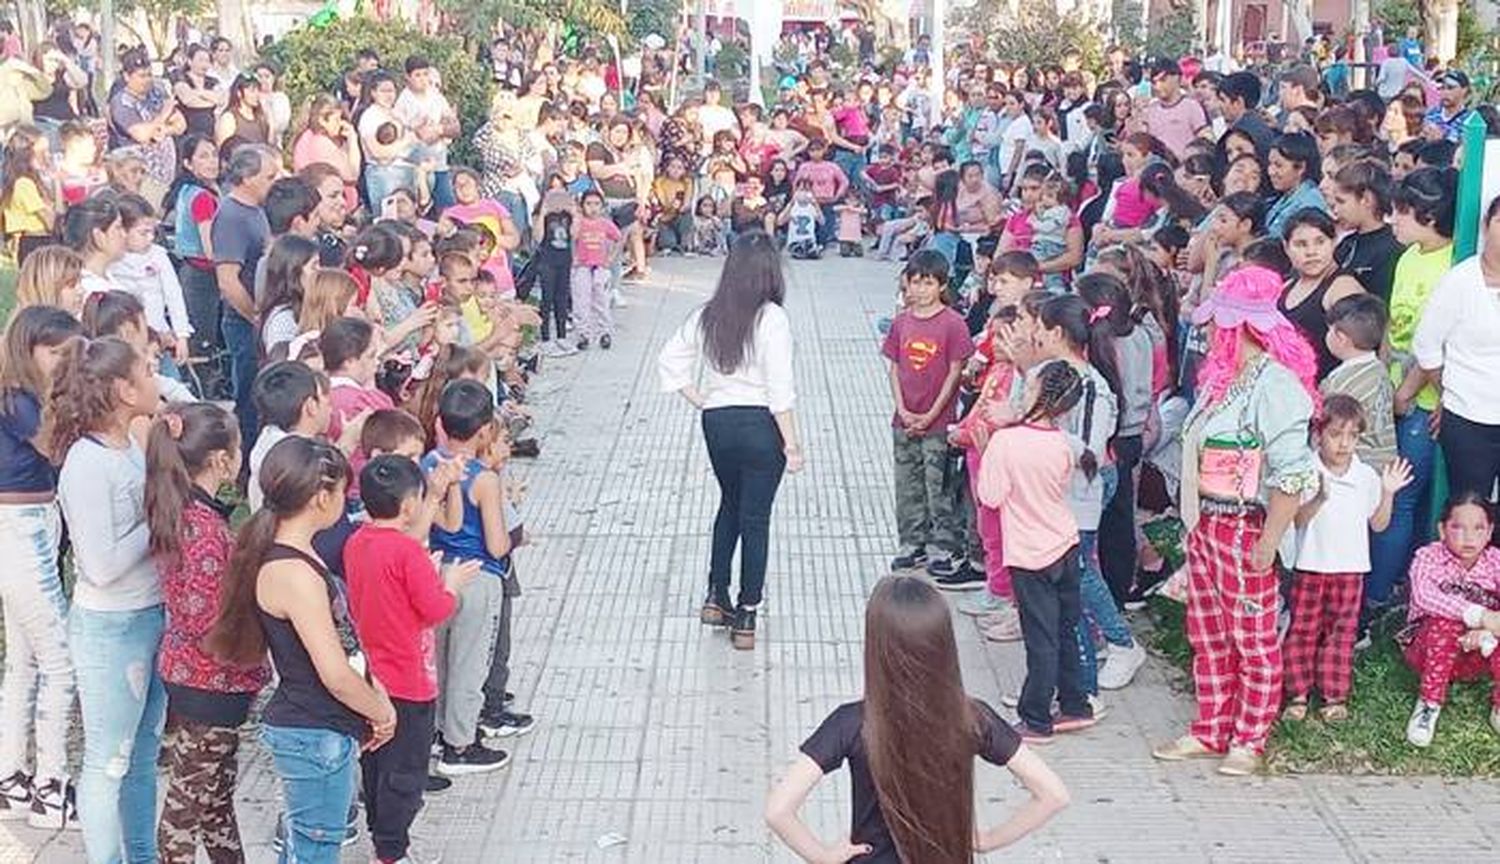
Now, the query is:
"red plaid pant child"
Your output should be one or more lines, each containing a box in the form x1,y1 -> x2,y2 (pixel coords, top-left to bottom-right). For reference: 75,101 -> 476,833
1283,571 -> 1363,703
1404,616 -> 1500,706
1185,512 -> 1282,754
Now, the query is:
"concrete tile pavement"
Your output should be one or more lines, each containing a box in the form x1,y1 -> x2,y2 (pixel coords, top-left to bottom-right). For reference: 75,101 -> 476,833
5,253 -> 1499,863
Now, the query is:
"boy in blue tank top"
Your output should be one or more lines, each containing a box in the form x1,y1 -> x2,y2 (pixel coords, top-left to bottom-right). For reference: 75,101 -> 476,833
422,380 -> 517,776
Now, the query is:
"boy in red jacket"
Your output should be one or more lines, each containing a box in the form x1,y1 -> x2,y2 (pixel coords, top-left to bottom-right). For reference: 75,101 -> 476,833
346,455 -> 478,864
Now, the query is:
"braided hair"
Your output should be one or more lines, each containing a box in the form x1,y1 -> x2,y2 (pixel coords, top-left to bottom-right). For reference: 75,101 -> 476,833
1020,360 -> 1085,424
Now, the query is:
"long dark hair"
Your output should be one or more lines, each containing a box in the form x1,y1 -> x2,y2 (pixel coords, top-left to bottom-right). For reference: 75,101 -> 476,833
0,127 -> 49,220
1039,292 -> 1124,410
928,168 -> 959,230
208,435 -> 349,666
145,402 -> 239,560
698,231 -> 786,375
48,335 -> 140,457
1021,360 -> 1086,423
1098,245 -> 1180,388
1140,162 -> 1207,224
163,133 -> 218,220
862,575 -> 977,864
0,305 -> 79,412
257,234 -> 319,320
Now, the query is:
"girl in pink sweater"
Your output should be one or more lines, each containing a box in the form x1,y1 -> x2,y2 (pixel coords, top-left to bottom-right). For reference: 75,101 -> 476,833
977,360 -> 1091,744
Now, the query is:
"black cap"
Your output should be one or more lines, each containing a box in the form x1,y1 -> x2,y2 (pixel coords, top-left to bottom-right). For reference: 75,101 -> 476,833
1439,70 -> 1470,89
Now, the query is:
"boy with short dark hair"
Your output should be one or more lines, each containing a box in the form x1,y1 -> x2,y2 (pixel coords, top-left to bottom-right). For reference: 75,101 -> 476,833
248,360 -> 332,512
424,380 -> 527,775
1323,294 -> 1396,470
883,250 -> 975,579
347,455 -> 479,863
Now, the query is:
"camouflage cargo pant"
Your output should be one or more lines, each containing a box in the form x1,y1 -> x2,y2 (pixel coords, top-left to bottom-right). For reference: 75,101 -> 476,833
157,715 -> 243,864
893,428 -> 962,557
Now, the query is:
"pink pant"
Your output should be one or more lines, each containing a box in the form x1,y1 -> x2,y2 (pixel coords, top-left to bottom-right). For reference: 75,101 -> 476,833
965,448 -> 1012,600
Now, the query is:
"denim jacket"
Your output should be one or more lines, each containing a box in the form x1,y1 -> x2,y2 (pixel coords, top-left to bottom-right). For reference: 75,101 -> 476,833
1181,354 -> 1318,531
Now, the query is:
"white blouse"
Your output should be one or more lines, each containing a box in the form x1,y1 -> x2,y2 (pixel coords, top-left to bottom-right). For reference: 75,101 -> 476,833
658,303 -> 796,413
1413,256 -> 1500,425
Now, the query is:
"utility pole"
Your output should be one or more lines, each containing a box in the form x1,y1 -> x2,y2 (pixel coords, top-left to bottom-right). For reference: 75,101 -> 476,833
101,0 -> 115,91
930,0 -> 944,128
696,0 -> 708,80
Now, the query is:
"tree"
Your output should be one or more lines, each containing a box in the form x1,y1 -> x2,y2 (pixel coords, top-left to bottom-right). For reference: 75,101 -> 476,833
958,0 -> 1105,72
434,0 -> 628,47
67,0 -> 209,57
841,0 -> 910,48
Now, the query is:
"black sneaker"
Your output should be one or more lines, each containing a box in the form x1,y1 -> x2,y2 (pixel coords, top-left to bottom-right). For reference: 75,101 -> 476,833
925,555 -> 960,579
1123,568 -> 1167,611
934,561 -> 986,592
731,606 -> 757,650
700,588 -> 734,626
600,334 -> 612,350
503,690 -> 516,705
510,438 -> 541,458
26,778 -> 78,831
481,710 -> 536,739
0,771 -> 30,821
890,547 -> 928,572
437,742 -> 511,776
577,337 -> 590,351
426,774 -> 453,794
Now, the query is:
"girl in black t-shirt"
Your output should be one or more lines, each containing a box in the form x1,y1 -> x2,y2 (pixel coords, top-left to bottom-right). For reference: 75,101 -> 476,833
767,576 -> 1068,863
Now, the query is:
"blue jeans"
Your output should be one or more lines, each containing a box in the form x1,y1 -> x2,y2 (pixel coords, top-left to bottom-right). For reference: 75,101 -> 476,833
1367,408 -> 1437,610
429,169 -> 455,212
70,605 -> 166,864
220,307 -> 258,464
365,163 -> 415,212
263,725 -> 358,864
1074,470 -> 1136,695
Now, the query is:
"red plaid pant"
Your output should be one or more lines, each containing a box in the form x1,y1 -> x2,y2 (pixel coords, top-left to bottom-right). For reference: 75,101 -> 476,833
1404,616 -> 1500,706
1282,571 -> 1363,703
1185,512 -> 1282,754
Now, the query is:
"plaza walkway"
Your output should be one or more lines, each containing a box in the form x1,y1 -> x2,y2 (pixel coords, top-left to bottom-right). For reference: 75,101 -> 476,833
6,253 -> 1500,863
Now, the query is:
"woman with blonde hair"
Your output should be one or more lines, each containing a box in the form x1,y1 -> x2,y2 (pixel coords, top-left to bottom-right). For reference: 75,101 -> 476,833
299,269 -> 361,335
12,244 -> 83,318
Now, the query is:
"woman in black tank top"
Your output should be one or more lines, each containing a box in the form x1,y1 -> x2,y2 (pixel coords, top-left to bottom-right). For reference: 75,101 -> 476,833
1280,209 -> 1367,380
205,436 -> 394,864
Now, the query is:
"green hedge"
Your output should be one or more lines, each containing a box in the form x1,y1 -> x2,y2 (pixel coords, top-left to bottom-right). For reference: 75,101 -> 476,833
263,16 -> 494,166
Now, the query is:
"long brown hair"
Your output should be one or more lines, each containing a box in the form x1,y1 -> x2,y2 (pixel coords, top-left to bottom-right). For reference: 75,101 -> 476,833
698,231 -> 785,374
207,435 -> 349,666
145,402 -> 239,561
48,336 -> 140,458
862,576 -> 978,864
0,305 -> 80,412
13,245 -> 83,314
413,344 -> 487,449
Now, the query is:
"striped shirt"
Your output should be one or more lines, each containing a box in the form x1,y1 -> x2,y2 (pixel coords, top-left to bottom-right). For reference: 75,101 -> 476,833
1320,353 -> 1396,470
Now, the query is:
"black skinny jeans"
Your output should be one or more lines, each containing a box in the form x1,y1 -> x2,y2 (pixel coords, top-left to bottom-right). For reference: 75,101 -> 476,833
1013,548 -> 1087,733
703,406 -> 787,608
1099,434 -> 1143,606
1440,409 -> 1500,502
360,698 -> 434,861
535,254 -> 571,341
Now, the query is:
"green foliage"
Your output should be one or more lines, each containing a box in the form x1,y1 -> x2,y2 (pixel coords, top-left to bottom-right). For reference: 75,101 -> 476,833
875,44 -> 905,76
1376,0 -> 1485,61
1147,598 -> 1500,775
262,16 -> 493,166
1144,5 -> 1199,58
627,0 -> 683,43
434,0 -> 628,47
67,0 -> 208,56
974,0 -> 1105,74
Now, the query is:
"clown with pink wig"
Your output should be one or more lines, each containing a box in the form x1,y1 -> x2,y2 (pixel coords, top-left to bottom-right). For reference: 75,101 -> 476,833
1151,265 -> 1319,776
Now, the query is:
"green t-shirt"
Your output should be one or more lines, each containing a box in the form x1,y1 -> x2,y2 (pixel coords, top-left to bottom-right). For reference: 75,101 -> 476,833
1387,242 -> 1452,412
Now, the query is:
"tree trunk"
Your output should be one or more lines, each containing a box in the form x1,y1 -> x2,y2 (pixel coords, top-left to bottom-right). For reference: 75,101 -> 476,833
1424,0 -> 1459,62
218,0 -> 253,56
15,0 -> 46,50
1287,0 -> 1313,42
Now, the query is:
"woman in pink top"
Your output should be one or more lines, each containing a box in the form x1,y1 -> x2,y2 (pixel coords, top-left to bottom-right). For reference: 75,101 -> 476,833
292,94 -> 363,212
1097,133 -> 1165,237
977,360 -> 1092,743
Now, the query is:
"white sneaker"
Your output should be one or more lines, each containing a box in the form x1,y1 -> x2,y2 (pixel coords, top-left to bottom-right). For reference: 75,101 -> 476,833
0,771 -> 29,820
1088,694 -> 1110,721
554,340 -> 578,356
959,591 -> 1008,617
1097,640 -> 1147,690
1406,699 -> 1442,748
26,779 -> 78,831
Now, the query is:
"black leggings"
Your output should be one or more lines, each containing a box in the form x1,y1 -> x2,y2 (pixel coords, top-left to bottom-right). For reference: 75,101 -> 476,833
1440,409 -> 1500,501
702,406 -> 786,608
1099,434 -> 1143,605
536,256 -> 571,341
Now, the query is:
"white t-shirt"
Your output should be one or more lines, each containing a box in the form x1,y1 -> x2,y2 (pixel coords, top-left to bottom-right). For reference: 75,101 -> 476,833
248,425 -> 292,513
785,200 -> 820,246
698,104 -> 740,146
996,113 -> 1034,176
1412,257 -> 1500,425
393,87 -> 454,169
1295,455 -> 1381,573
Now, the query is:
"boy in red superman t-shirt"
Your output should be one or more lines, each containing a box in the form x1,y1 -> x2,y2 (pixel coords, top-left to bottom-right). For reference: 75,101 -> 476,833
881,249 -> 974,580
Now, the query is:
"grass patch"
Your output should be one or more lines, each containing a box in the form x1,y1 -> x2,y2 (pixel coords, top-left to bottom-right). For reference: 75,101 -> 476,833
1146,597 -> 1500,776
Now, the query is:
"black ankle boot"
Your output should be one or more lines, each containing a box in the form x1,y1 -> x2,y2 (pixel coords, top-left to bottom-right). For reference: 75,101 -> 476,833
731,606 -> 757,650
700,589 -> 733,626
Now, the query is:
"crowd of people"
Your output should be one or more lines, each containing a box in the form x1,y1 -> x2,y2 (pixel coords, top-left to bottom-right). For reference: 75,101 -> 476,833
0,9 -> 1496,864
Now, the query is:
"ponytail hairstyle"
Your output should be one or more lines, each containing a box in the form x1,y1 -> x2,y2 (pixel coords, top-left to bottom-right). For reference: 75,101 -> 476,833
347,224 -> 405,274
1020,360 -> 1086,423
145,402 -> 239,560
80,290 -> 147,340
1074,271 -> 1135,339
1140,162 -> 1207,224
1038,291 -> 1125,412
48,336 -> 142,457
60,192 -> 122,255
208,435 -> 350,666
1095,244 -> 1180,385
413,344 -> 488,449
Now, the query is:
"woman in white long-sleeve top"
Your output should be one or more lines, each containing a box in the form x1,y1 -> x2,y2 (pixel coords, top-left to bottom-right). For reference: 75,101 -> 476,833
658,230 -> 803,650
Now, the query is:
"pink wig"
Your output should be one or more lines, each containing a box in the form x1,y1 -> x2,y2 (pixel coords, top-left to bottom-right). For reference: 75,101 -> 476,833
1195,266 -> 1321,407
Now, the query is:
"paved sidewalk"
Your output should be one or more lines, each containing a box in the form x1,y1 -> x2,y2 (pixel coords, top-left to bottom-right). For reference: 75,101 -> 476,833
6,253 -> 1500,863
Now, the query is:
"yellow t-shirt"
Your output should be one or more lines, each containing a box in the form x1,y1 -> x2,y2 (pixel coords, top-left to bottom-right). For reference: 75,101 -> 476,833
461,295 -> 493,343
3,177 -> 49,236
1387,242 -> 1453,412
